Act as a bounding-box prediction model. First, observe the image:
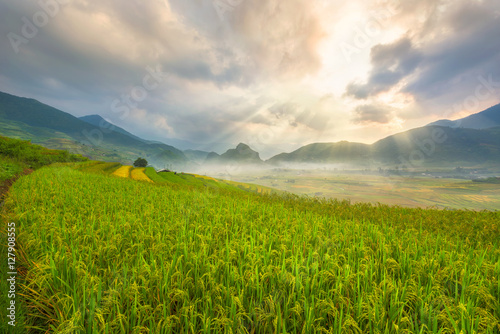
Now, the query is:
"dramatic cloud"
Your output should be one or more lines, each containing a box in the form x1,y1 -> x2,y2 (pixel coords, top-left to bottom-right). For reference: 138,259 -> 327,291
0,0 -> 499,157
345,0 -> 500,120
404,1 -> 500,107
345,38 -> 423,99
353,104 -> 395,124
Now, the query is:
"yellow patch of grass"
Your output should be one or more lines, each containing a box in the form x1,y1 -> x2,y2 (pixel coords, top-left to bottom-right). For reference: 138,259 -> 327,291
193,174 -> 219,182
130,168 -> 153,182
464,194 -> 493,203
112,165 -> 132,178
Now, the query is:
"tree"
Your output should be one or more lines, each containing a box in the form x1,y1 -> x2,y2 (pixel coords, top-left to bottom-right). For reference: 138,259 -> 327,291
133,157 -> 148,167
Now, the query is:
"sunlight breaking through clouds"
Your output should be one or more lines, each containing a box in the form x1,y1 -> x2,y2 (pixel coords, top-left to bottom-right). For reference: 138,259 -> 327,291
0,0 -> 499,155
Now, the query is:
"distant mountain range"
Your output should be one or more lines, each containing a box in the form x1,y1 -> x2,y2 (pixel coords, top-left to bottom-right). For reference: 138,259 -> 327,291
267,126 -> 500,167
267,103 -> 500,167
427,104 -> 500,129
1,90 -> 499,169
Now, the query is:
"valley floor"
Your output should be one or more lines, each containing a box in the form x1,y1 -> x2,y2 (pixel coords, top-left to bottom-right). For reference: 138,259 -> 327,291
215,169 -> 500,211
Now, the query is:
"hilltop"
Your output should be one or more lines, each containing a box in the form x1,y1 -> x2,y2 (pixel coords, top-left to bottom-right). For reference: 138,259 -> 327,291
206,143 -> 264,165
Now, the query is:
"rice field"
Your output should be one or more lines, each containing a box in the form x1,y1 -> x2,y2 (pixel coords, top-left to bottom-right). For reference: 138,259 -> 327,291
1,165 -> 499,333
130,167 -> 153,183
112,165 -> 133,178
223,170 -> 500,211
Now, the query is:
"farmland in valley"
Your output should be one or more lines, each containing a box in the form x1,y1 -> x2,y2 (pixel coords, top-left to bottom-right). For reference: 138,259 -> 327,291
221,169 -> 500,211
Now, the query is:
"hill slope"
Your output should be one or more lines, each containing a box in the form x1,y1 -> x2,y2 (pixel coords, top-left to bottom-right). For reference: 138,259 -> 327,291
269,126 -> 500,167
79,114 -> 148,143
428,103 -> 500,129
0,91 -> 188,167
268,141 -> 371,164
372,126 -> 500,166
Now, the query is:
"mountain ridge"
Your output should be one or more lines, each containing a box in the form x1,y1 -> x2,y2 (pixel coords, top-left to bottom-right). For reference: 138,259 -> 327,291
427,103 -> 500,129
0,91 -> 188,168
268,126 -> 500,167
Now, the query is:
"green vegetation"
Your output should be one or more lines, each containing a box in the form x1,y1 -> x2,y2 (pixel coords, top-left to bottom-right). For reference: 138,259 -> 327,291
0,136 -> 87,170
74,161 -> 122,175
0,156 -> 24,182
145,168 -> 273,194
133,157 -> 148,168
0,137 -> 89,333
1,163 -> 499,333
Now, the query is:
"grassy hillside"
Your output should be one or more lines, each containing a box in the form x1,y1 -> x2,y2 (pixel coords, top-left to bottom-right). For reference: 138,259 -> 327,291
0,136 -> 87,184
0,91 -> 189,168
1,161 -> 499,333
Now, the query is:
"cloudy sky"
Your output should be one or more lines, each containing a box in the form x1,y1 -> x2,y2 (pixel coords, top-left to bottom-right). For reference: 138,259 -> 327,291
1,0 -> 500,158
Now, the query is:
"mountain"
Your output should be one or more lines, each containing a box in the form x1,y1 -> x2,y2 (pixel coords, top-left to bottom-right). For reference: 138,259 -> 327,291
0,91 -> 188,168
3,90 -> 499,170
428,103 -> 500,129
373,126 -> 500,166
268,126 -> 500,167
205,143 -> 264,165
79,115 -> 148,143
268,141 -> 371,165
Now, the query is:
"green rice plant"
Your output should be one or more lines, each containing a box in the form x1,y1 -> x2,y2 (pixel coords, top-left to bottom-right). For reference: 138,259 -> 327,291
112,166 -> 133,179
76,161 -> 122,175
130,168 -> 153,183
1,166 -> 499,333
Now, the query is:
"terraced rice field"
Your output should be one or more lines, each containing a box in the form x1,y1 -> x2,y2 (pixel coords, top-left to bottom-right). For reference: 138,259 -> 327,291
112,165 -> 133,178
130,167 -> 153,182
1,164 -> 499,333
